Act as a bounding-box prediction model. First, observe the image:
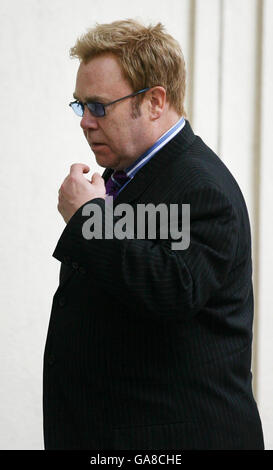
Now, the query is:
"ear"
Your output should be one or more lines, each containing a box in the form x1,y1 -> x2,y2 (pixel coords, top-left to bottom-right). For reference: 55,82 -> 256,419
147,86 -> 166,120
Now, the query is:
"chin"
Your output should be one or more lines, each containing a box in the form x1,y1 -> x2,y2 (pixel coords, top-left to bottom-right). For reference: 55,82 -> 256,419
94,154 -> 119,170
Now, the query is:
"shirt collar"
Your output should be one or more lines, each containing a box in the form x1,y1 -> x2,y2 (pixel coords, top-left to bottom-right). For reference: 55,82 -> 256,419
123,116 -> 186,179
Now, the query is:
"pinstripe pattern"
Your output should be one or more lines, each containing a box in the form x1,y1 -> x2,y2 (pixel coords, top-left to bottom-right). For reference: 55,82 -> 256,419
43,121 -> 264,449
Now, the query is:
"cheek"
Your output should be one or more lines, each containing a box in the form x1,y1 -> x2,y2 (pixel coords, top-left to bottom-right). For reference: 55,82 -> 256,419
106,122 -> 126,145
104,113 -> 136,153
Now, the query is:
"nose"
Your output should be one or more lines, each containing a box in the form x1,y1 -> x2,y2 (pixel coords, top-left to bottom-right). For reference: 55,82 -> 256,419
80,105 -> 99,131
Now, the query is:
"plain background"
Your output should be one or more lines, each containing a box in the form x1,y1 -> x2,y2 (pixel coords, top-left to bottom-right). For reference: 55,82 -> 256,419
0,0 -> 272,449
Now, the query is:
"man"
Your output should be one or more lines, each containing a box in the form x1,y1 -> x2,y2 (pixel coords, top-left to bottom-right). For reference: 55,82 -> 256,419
43,19 -> 264,449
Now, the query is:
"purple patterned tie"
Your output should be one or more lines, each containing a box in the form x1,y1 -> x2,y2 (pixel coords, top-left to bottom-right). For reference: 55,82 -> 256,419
105,170 -> 131,200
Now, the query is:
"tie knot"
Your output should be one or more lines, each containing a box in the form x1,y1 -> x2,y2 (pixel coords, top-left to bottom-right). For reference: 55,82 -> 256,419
105,170 -> 131,199
111,170 -> 130,186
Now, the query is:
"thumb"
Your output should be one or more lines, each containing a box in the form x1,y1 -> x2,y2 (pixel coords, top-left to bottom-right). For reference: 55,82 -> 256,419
91,172 -> 106,195
91,172 -> 103,184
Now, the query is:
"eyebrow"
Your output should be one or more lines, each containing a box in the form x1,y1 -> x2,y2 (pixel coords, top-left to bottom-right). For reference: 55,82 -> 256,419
73,92 -> 108,103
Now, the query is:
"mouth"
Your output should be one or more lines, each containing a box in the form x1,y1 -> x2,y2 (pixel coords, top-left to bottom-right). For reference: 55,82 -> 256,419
90,142 -> 107,149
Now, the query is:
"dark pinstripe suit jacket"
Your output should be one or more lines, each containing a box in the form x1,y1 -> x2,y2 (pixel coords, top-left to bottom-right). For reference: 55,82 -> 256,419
43,120 -> 264,449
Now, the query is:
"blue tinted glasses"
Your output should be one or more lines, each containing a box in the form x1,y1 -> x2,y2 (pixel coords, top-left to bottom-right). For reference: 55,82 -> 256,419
69,87 -> 150,118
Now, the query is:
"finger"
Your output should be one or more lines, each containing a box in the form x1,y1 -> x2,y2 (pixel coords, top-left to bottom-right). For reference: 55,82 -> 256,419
91,172 -> 104,185
70,163 -> 90,176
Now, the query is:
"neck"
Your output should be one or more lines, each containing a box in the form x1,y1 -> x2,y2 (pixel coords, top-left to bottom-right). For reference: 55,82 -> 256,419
112,111 -> 183,171
149,108 -> 183,141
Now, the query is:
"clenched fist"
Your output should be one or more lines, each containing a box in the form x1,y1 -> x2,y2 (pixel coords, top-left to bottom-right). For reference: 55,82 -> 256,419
58,163 -> 106,223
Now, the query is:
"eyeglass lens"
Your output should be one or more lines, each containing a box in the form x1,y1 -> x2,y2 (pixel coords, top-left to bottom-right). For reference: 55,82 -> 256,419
70,101 -> 105,117
87,102 -> 105,117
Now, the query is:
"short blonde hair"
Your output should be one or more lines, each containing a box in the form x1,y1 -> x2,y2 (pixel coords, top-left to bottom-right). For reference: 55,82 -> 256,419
70,19 -> 187,116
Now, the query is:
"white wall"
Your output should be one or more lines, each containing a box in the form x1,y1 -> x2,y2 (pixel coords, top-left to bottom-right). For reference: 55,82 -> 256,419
257,0 -> 273,450
0,0 -> 272,449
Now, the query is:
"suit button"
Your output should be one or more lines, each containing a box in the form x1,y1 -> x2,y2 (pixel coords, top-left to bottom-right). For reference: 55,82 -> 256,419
48,354 -> 56,366
58,296 -> 66,307
72,261 -> 79,269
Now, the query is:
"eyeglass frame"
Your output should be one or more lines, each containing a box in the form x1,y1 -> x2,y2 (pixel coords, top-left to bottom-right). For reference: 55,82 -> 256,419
69,87 -> 151,118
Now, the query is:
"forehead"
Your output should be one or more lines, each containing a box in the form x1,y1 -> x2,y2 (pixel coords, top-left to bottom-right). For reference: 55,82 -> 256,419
75,53 -> 132,100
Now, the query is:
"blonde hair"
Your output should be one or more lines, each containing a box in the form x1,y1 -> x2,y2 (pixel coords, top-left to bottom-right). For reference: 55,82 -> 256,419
70,19 -> 187,116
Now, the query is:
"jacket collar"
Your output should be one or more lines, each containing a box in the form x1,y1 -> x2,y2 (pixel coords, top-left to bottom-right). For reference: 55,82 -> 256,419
102,120 -> 196,206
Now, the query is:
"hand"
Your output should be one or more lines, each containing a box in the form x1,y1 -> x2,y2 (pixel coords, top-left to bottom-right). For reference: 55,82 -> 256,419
58,163 -> 106,223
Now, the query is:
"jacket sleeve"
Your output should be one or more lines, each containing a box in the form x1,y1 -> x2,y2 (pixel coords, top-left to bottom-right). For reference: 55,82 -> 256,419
52,185 -> 238,320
